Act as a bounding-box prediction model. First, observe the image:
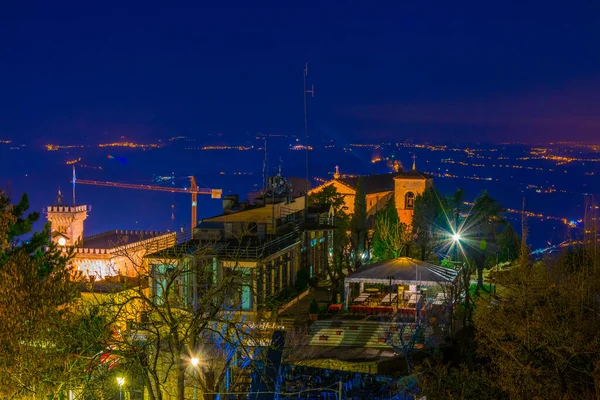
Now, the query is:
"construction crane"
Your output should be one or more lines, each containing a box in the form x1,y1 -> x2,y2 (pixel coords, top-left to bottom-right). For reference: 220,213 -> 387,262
73,169 -> 222,232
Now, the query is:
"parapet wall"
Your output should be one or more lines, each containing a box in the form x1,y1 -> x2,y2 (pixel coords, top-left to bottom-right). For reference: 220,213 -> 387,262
67,231 -> 177,255
47,205 -> 87,213
83,229 -> 165,241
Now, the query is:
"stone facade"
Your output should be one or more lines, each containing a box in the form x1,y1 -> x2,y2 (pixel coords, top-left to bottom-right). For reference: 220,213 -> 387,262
393,175 -> 433,225
46,205 -> 88,246
69,231 -> 176,279
309,181 -> 393,217
46,204 -> 175,279
310,168 -> 433,226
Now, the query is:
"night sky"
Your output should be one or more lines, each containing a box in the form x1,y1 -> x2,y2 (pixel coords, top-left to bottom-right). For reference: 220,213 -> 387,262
2,1 -> 600,143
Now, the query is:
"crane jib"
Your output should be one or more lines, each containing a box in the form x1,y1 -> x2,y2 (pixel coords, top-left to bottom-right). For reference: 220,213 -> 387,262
73,177 -> 222,234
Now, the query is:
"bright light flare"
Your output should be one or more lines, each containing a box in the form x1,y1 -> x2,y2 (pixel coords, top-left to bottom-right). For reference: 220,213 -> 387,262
191,357 -> 199,367
452,233 -> 461,242
116,377 -> 125,387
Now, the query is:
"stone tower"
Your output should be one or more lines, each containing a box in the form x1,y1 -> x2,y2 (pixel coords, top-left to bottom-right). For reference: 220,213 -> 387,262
393,161 -> 433,226
46,189 -> 87,247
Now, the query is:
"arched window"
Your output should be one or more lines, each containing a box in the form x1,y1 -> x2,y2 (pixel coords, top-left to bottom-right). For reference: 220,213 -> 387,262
405,192 -> 415,209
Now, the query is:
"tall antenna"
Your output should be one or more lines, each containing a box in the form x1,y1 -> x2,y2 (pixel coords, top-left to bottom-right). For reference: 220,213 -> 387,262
72,165 -> 76,205
262,138 -> 268,196
584,193 -> 598,268
303,63 -> 314,208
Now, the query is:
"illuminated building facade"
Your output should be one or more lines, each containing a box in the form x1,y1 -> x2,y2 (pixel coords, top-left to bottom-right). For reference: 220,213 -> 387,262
146,184 -> 334,319
46,196 -> 175,280
309,163 -> 433,226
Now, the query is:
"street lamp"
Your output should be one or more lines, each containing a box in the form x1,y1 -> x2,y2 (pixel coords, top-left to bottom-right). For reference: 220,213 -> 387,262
116,377 -> 125,400
450,230 -> 463,266
191,357 -> 200,400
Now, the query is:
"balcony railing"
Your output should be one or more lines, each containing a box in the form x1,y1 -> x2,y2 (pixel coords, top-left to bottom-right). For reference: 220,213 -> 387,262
215,231 -> 300,260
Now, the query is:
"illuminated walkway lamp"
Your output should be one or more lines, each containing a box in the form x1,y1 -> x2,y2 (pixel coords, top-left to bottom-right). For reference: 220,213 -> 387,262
191,357 -> 200,400
116,377 -> 125,400
449,230 -> 464,267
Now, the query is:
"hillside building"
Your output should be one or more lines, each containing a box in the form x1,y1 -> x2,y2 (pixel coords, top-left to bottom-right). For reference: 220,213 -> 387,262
46,192 -> 175,280
145,175 -> 335,318
308,161 -> 433,226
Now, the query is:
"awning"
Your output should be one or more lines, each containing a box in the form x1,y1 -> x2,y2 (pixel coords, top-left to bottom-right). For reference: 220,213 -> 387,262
345,257 -> 459,287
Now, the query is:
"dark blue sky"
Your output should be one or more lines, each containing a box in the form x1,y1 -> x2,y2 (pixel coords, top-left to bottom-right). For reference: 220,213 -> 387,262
2,1 -> 600,144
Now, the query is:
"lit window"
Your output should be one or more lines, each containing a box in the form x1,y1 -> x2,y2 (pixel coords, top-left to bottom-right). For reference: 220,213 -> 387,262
405,192 -> 415,209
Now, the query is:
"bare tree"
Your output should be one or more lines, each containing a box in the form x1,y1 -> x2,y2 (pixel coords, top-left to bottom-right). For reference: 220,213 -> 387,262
84,229 -> 288,400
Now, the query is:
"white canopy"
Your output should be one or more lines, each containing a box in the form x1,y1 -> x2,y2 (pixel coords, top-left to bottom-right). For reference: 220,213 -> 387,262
344,257 -> 459,287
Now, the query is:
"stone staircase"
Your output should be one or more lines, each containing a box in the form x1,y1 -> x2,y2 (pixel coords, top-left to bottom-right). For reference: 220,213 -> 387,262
307,320 -> 418,349
278,285 -> 331,328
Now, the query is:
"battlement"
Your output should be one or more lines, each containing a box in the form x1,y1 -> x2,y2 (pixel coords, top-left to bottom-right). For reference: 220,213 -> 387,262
61,230 -> 176,254
47,205 -> 87,213
84,229 -> 164,239
82,229 -> 175,250
72,247 -> 110,255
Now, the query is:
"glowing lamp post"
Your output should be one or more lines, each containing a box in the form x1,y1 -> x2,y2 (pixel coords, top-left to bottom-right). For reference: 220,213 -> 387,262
191,357 -> 200,400
450,231 -> 463,267
116,377 -> 125,400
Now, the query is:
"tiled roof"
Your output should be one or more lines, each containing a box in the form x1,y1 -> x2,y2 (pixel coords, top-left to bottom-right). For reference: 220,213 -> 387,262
337,170 -> 431,194
396,169 -> 432,180
337,173 -> 399,194
83,230 -> 167,249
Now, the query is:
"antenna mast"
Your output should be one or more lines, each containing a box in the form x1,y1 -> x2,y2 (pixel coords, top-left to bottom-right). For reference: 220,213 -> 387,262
303,63 -> 314,209
262,138 -> 268,196
72,165 -> 76,205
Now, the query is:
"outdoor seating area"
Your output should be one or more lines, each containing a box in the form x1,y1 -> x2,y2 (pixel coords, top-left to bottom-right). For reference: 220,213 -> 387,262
342,257 -> 460,316
347,291 -> 426,316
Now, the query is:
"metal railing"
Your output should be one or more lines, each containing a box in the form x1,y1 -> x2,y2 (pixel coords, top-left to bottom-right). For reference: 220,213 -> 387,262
215,231 -> 300,260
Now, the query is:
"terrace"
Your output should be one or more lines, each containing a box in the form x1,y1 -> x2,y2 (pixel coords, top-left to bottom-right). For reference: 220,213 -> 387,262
342,257 -> 459,316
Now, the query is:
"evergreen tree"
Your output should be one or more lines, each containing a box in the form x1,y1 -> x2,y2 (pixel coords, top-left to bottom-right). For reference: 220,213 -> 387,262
371,199 -> 411,261
0,191 -> 66,277
412,187 -> 445,261
0,190 -> 106,397
351,177 -> 367,268
309,184 -> 351,301
469,190 -> 505,290
495,224 -> 520,263
309,184 -> 346,216
446,188 -> 466,232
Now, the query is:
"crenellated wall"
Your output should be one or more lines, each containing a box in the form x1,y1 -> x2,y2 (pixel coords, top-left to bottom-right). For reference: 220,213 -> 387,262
47,205 -> 88,246
47,205 -> 87,213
